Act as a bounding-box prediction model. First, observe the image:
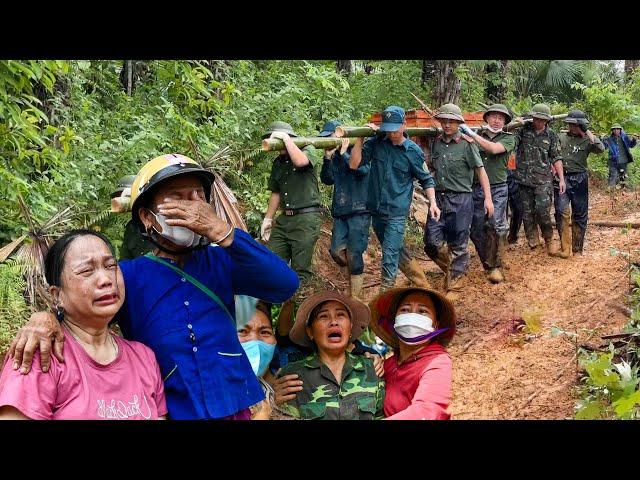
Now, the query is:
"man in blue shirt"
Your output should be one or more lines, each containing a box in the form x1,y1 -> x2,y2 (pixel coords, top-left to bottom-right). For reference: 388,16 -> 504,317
319,119 -> 371,299
603,123 -> 637,188
9,154 -> 299,420
349,106 -> 440,292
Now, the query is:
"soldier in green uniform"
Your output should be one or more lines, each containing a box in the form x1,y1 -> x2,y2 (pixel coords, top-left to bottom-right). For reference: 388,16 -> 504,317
260,121 -> 323,292
111,175 -> 154,260
424,103 -> 494,300
555,110 -> 605,256
462,104 -> 516,283
277,291 -> 384,420
512,103 -> 566,256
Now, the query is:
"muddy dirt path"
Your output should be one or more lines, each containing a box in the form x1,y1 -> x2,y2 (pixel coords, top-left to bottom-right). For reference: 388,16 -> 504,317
314,184 -> 640,419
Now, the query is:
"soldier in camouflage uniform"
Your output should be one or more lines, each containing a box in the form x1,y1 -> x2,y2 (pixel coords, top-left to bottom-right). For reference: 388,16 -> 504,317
463,104 -> 516,283
555,110 -> 605,256
512,103 -> 566,256
277,291 -> 384,420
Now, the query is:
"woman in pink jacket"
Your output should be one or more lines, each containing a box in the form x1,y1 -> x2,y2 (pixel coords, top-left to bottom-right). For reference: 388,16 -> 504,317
369,287 -> 456,420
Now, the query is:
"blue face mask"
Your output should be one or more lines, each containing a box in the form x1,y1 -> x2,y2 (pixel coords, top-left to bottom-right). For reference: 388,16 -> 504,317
241,340 -> 276,377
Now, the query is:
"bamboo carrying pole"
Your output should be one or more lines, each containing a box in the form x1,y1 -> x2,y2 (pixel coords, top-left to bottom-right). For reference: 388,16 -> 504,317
261,137 -> 357,152
334,114 -> 569,139
334,126 -> 442,138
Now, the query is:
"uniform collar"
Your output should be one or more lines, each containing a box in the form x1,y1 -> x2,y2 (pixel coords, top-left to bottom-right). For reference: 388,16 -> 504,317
303,351 -> 362,370
439,132 -> 462,144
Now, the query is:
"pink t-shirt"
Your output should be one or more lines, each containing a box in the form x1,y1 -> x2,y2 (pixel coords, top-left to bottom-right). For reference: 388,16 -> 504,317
0,328 -> 167,420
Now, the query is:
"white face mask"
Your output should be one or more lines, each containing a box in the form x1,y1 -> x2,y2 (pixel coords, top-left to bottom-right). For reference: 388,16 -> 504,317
485,124 -> 503,134
150,211 -> 201,247
394,312 -> 435,345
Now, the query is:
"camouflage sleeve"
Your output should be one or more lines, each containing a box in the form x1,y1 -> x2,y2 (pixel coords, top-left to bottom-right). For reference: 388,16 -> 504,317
375,380 -> 386,419
277,364 -> 302,419
549,131 -> 562,163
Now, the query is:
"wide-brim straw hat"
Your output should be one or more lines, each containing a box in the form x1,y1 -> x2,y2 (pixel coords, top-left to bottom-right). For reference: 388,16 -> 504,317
289,291 -> 370,349
369,287 -> 456,349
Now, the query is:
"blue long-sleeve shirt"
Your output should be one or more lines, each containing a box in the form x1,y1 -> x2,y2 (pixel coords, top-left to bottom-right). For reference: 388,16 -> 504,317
118,229 -> 299,419
361,136 -> 435,217
320,147 -> 370,218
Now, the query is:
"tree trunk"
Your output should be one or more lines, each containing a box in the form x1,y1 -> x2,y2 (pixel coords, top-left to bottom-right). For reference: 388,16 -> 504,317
336,60 -> 352,76
624,60 -> 640,81
421,60 -> 437,85
485,60 -> 510,103
433,60 -> 461,106
119,61 -> 150,94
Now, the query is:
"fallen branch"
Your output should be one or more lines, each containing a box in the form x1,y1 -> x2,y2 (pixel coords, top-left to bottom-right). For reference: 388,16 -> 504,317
590,220 -> 640,228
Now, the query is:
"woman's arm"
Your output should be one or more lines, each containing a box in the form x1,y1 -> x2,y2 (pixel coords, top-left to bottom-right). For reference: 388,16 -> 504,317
385,353 -> 452,420
0,405 -> 31,420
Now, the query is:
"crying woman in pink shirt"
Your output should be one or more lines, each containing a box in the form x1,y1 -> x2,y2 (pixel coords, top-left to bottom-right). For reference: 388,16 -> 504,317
0,230 -> 167,420
369,287 -> 456,420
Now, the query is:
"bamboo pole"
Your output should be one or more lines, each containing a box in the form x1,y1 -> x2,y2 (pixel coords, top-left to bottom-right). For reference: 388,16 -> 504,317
502,113 -> 568,132
262,137 -> 356,152
334,114 -> 569,139
334,126 -> 442,138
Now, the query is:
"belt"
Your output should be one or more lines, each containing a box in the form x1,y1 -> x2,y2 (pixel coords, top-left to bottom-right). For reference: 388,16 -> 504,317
283,206 -> 322,216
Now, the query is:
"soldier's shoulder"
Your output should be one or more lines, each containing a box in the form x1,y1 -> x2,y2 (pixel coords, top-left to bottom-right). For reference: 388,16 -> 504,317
405,139 -> 424,153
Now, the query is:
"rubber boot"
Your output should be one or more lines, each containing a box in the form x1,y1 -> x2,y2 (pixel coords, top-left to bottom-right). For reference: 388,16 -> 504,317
433,244 -> 451,273
399,257 -> 431,288
545,238 -> 564,258
558,218 -> 572,258
572,223 -> 586,254
446,275 -> 465,301
349,274 -> 364,300
487,268 -> 505,284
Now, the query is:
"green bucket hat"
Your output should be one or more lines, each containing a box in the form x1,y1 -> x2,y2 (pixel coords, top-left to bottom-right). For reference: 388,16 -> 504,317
262,121 -> 298,140
483,104 -> 512,124
611,123 -> 623,130
435,103 -> 465,122
529,103 -> 552,121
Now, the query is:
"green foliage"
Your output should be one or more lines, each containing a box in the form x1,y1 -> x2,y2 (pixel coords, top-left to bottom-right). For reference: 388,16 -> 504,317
0,258 -> 30,353
576,259 -> 640,419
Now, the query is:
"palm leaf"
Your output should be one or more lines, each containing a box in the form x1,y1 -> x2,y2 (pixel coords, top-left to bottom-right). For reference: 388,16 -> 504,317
0,235 -> 26,262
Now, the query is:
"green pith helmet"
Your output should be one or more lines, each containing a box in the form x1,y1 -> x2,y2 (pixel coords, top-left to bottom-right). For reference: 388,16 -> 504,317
611,123 -> 623,130
529,103 -> 552,121
564,109 -> 589,126
262,121 -> 298,139
111,174 -> 137,198
483,103 -> 512,124
435,103 -> 464,122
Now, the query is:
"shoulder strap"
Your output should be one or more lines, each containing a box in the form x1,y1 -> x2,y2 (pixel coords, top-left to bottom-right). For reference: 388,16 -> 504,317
144,253 -> 235,324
